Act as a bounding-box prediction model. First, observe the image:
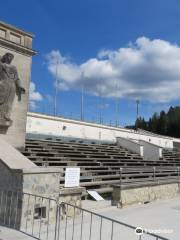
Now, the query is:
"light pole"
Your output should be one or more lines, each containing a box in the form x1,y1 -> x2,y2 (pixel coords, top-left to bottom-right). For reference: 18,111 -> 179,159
136,99 -> 140,119
115,98 -> 119,127
136,99 -> 140,129
115,80 -> 120,127
54,60 -> 59,116
81,84 -> 84,121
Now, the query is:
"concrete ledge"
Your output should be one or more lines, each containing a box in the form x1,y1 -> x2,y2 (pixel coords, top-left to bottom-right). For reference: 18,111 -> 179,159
22,167 -> 62,174
0,138 -> 36,169
112,182 -> 180,208
59,187 -> 85,196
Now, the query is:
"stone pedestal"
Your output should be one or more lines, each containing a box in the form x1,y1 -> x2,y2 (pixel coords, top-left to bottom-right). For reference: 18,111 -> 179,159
0,163 -> 62,230
59,187 -> 85,217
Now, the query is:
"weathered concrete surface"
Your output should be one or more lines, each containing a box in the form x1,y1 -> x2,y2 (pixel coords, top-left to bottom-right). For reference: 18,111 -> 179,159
0,138 -> 36,169
59,187 -> 85,216
0,226 -> 34,240
139,140 -> 162,161
0,168 -> 62,230
112,182 -> 180,208
1,197 -> 179,240
0,138 -> 62,231
117,137 -> 144,156
27,112 -> 176,148
94,197 -> 180,240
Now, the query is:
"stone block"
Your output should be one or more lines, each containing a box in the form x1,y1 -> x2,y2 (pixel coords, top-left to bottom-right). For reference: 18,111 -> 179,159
112,182 -> 180,208
59,187 -> 85,217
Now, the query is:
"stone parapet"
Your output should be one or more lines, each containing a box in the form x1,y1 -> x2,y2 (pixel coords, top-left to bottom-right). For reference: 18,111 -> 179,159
59,187 -> 86,217
112,182 -> 180,208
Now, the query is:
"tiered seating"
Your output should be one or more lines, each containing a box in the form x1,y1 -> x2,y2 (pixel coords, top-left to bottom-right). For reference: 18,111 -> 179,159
163,148 -> 180,162
22,137 -> 180,194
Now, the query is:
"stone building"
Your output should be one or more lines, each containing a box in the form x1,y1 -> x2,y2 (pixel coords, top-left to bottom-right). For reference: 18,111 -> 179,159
0,21 -> 36,149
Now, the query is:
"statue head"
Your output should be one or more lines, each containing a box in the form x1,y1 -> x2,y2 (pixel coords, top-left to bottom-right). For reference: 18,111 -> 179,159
1,53 -> 14,64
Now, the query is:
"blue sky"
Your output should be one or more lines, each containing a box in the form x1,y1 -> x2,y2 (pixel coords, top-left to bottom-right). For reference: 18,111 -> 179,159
1,0 -> 180,126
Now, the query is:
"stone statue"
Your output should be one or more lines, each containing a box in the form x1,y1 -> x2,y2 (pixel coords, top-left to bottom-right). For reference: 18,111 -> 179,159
0,53 -> 25,128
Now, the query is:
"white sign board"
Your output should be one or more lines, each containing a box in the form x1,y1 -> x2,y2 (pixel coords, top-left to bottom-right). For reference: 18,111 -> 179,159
87,191 -> 104,201
65,168 -> 80,187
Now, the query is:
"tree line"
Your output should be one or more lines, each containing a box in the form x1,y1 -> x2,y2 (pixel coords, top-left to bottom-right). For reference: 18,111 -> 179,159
126,106 -> 180,138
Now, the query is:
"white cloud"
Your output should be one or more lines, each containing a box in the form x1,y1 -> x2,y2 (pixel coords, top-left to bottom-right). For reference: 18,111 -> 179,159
45,94 -> 54,103
47,37 -> 180,102
29,82 -> 43,110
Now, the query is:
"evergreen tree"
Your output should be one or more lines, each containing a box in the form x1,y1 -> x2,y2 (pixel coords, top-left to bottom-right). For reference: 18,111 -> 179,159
129,106 -> 180,138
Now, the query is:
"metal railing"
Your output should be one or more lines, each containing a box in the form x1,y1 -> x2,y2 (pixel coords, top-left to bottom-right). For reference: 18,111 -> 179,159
55,202 -> 169,240
118,167 -> 180,187
0,189 -> 170,240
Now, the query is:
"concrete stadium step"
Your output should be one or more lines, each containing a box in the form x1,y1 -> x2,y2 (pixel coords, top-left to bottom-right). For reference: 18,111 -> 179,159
23,137 -> 180,194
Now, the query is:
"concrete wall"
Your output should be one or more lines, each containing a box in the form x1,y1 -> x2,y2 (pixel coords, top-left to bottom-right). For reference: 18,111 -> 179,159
26,112 -> 180,149
173,141 -> 180,149
112,182 -> 180,208
23,168 -> 61,198
0,139 -> 61,230
117,137 -> 143,156
0,161 -> 22,190
0,167 -> 61,230
0,137 -> 61,196
139,140 -> 162,161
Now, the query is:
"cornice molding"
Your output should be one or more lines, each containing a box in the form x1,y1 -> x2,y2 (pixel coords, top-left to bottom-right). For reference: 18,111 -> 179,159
0,37 -> 37,56
0,21 -> 34,38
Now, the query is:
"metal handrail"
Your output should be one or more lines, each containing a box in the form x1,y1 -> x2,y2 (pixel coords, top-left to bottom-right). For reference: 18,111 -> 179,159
0,189 -> 171,240
56,201 -> 170,240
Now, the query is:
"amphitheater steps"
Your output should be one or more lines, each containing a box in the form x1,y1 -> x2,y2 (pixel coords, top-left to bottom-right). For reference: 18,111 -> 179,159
22,138 -> 180,194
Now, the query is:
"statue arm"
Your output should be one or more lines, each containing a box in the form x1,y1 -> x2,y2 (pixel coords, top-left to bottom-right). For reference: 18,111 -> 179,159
0,62 -> 3,73
14,67 -> 25,101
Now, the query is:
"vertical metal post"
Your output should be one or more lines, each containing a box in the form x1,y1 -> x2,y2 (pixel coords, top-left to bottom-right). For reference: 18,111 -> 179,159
38,197 -> 43,239
99,98 -> 102,124
81,84 -> 84,121
0,190 -> 3,215
25,194 -> 30,232
32,195 -> 36,236
54,60 -> 59,116
89,213 -> 92,240
115,98 -> 119,127
136,99 -> 139,119
46,199 -> 50,240
8,190 -> 13,227
80,211 -> 84,240
54,203 -> 59,240
177,167 -> 179,181
14,191 -> 19,229
72,206 -> 75,240
111,221 -> 114,240
4,190 -> 8,225
99,217 -> 102,240
65,205 -> 68,240
57,203 -> 61,240
115,80 -> 119,127
120,168 -> 123,186
153,167 -> 156,181
136,99 -> 140,130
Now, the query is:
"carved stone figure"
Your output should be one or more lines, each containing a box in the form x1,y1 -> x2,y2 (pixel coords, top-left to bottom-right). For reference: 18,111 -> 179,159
0,53 -> 25,128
